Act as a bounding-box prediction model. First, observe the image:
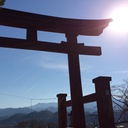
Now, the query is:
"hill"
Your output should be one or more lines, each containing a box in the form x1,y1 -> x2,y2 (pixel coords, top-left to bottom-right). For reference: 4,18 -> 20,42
0,110 -> 58,127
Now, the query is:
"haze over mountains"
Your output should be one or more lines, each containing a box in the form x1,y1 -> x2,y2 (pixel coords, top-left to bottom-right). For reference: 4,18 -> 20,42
0,102 -> 124,128
0,102 -> 96,117
32,102 -> 58,112
0,110 -> 58,126
0,102 -> 98,127
0,102 -> 57,117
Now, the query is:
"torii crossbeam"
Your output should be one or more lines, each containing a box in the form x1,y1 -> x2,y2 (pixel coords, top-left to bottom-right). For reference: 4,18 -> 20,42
0,8 -> 112,128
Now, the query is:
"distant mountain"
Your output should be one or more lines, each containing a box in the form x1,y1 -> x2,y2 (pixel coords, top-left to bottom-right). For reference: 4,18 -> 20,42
0,109 -> 97,127
0,106 -> 124,128
0,102 -> 96,118
22,110 -> 58,123
0,102 -> 97,127
0,103 -> 58,117
0,113 -> 26,126
84,102 -> 97,113
32,102 -> 58,112
0,109 -> 100,127
0,110 -> 58,127
0,107 -> 31,117
45,106 -> 58,113
32,102 -> 96,113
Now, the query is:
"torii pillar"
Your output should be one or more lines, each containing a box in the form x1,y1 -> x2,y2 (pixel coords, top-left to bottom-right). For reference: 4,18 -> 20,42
57,94 -> 67,128
93,76 -> 115,128
66,34 -> 86,128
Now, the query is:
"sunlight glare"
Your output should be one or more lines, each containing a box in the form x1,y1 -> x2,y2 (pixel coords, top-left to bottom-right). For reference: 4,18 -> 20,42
109,6 -> 128,33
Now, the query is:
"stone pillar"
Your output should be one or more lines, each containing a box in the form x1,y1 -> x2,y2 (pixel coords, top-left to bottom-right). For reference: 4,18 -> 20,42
93,76 -> 115,128
66,34 -> 86,128
57,94 -> 67,128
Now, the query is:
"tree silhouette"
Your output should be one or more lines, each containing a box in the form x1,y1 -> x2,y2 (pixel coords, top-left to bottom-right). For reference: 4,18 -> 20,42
0,0 -> 6,6
112,80 -> 128,125
17,120 -> 57,128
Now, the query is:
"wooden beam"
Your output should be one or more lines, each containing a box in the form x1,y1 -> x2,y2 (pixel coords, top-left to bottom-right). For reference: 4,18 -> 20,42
83,93 -> 97,103
66,100 -> 72,107
0,37 -> 101,55
0,8 -> 112,36
66,93 -> 97,107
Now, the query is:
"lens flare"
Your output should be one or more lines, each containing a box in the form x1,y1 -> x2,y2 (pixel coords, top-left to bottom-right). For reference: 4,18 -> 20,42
109,6 -> 128,33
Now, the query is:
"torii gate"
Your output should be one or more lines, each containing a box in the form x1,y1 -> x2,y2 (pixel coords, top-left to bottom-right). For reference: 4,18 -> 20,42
0,8 -> 112,128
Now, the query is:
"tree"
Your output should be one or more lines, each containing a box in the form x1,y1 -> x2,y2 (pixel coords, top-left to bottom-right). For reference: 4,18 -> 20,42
47,122 -> 57,128
111,80 -> 128,125
0,0 -> 6,6
17,120 -> 47,128
17,120 -> 57,128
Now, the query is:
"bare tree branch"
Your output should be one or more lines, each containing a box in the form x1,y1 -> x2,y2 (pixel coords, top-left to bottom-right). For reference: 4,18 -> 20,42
112,80 -> 128,124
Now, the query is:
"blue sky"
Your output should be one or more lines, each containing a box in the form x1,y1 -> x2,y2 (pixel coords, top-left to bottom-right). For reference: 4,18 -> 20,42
0,0 -> 128,108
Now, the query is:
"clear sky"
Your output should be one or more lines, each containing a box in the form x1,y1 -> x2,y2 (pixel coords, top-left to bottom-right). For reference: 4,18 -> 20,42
0,0 -> 128,108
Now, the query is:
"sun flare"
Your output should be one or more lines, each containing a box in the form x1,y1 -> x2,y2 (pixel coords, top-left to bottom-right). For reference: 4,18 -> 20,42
109,6 -> 128,33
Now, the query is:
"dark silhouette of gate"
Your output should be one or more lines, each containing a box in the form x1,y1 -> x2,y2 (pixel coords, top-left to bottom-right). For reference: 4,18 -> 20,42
0,8 -> 113,128
57,76 -> 115,128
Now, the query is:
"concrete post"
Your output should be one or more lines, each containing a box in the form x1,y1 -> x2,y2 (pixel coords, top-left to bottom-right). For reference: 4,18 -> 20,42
93,76 -> 115,128
57,94 -> 67,128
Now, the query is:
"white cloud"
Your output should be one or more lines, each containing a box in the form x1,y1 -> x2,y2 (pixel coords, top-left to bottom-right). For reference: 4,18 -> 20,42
80,62 -> 93,72
39,60 -> 94,72
40,62 -> 68,71
26,52 -> 94,72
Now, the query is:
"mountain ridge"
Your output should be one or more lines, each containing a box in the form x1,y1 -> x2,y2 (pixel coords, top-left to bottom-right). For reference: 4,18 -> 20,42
0,110 -> 58,127
0,102 -> 96,118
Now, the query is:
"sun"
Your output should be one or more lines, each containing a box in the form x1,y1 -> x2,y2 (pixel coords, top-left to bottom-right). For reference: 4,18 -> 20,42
109,6 -> 128,33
